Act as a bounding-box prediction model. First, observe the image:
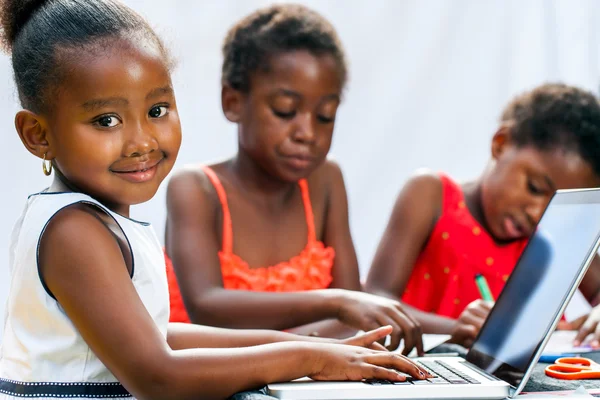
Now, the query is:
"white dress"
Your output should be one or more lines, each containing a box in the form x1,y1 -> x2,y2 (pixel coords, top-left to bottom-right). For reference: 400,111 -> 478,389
0,191 -> 169,399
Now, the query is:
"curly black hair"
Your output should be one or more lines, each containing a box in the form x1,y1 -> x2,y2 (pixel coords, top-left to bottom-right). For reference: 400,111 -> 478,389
501,83 -> 600,177
0,0 -> 169,113
221,3 -> 347,92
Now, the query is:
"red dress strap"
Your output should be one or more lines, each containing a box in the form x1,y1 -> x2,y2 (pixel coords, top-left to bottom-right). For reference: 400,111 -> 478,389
298,179 -> 316,243
201,166 -> 233,255
439,174 -> 463,209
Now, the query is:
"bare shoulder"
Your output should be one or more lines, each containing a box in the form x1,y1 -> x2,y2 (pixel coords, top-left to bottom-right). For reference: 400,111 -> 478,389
39,204 -> 124,277
43,203 -> 115,243
321,158 -> 345,182
388,168 -> 444,223
307,158 -> 346,194
401,169 -> 443,197
166,163 -> 228,215
167,164 -> 215,200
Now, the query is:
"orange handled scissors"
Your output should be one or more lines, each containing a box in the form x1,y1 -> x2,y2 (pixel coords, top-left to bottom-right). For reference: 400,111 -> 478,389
544,357 -> 600,380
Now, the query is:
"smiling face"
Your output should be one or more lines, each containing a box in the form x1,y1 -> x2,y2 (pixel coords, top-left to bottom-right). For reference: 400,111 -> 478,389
480,130 -> 600,241
42,37 -> 181,214
224,50 -> 343,182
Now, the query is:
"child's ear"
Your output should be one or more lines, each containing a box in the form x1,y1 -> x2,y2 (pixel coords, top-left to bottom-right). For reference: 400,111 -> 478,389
221,85 -> 244,123
491,124 -> 513,160
15,110 -> 52,160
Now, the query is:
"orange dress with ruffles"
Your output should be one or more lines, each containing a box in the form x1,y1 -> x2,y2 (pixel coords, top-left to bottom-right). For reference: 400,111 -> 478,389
401,174 -> 528,319
165,166 -> 335,323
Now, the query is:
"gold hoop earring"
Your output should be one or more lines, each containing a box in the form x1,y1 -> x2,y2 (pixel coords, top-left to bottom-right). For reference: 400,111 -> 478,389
42,153 -> 53,176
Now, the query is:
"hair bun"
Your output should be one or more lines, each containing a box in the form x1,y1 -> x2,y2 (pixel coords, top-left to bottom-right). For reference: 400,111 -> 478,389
1,0 -> 50,51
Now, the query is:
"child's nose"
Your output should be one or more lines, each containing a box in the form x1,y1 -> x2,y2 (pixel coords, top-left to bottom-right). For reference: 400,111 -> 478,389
292,113 -> 316,143
123,122 -> 159,157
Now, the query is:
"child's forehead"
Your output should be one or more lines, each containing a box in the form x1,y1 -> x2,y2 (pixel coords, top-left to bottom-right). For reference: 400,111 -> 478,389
266,50 -> 338,71
60,35 -> 166,68
251,50 -> 342,94
55,38 -> 172,102
510,146 -> 598,188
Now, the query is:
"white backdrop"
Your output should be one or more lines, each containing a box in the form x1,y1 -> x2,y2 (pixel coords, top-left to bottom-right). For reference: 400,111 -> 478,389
1,0 -> 599,339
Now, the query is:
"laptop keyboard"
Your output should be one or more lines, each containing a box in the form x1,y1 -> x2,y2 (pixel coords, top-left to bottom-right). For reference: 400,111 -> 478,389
366,360 -> 480,386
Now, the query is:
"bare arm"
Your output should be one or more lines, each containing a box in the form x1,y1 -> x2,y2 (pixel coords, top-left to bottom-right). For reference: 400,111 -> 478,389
322,161 -> 362,291
167,323 -> 323,350
289,162 -> 424,354
573,255 -> 600,347
39,206 -> 321,399
166,322 -> 393,352
365,172 -> 457,334
579,255 -> 600,307
287,161 -> 362,339
40,205 -> 428,400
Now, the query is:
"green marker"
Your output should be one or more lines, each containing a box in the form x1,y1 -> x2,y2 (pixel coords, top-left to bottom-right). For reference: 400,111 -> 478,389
475,274 -> 495,302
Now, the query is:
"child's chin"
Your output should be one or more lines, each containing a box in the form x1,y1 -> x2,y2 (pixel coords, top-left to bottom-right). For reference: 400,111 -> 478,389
277,164 -> 315,182
125,187 -> 161,206
132,194 -> 158,206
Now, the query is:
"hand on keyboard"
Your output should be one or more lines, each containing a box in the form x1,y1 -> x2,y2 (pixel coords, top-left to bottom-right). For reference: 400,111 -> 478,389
308,342 -> 432,383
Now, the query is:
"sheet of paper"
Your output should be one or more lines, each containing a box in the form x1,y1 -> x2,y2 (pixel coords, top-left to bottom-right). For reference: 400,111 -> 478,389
542,331 -> 594,355
391,333 -> 451,356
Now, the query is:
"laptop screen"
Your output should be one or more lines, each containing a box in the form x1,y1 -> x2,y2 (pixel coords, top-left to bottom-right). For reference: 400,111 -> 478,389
466,189 -> 600,388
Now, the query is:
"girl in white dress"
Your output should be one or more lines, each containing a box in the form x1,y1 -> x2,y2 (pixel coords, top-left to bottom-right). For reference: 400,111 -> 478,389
0,0 -> 428,398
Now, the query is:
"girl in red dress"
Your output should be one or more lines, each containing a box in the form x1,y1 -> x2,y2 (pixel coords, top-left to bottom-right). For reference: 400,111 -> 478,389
367,83 -> 600,348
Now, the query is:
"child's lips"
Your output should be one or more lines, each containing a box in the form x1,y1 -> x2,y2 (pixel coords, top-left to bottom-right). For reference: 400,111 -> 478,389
111,156 -> 163,173
111,162 -> 161,183
280,154 -> 315,170
110,156 -> 164,183
503,216 -> 523,239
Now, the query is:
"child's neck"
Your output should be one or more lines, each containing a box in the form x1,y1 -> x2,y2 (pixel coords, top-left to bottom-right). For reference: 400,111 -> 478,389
462,180 -> 487,228
229,152 -> 299,206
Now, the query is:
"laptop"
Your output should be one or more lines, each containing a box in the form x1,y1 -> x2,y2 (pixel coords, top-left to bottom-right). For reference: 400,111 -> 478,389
268,188 -> 600,399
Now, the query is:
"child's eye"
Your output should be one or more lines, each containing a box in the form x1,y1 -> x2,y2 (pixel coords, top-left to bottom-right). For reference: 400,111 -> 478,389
527,181 -> 544,195
272,109 -> 296,119
317,115 -> 335,124
94,115 -> 120,128
149,105 -> 168,118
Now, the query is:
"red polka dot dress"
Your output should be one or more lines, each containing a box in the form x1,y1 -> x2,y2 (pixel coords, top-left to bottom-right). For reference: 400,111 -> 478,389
401,174 -> 528,319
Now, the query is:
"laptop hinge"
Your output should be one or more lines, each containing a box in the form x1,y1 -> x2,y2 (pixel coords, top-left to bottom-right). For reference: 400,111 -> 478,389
459,360 -> 503,382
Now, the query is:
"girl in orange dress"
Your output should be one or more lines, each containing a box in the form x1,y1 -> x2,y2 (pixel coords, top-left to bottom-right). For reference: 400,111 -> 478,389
164,4 -> 423,353
367,83 -> 600,348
